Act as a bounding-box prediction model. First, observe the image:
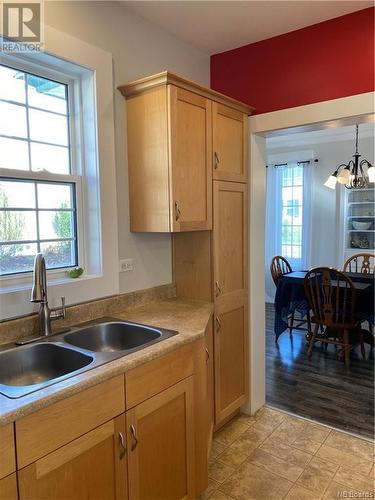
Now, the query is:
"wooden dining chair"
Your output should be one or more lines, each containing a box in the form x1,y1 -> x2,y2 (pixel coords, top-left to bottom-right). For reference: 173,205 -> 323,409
270,256 -> 292,286
343,253 -> 375,275
343,253 -> 374,354
270,256 -> 309,337
304,267 -> 364,367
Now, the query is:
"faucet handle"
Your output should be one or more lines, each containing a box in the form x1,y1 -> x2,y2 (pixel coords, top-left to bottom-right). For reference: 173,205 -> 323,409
51,296 -> 66,321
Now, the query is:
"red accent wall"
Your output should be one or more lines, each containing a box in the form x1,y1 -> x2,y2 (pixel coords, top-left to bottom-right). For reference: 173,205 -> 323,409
210,7 -> 375,114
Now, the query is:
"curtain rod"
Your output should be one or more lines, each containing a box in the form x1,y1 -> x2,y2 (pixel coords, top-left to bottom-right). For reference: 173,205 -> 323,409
266,159 -> 319,168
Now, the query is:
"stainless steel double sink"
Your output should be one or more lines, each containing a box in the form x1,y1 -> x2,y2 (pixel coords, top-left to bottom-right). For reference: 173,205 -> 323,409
0,319 -> 177,399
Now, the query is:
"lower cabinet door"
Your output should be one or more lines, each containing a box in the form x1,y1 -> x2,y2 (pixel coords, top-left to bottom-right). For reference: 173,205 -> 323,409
205,318 -> 215,444
126,377 -> 195,500
214,292 -> 249,425
18,415 -> 128,500
0,473 -> 17,500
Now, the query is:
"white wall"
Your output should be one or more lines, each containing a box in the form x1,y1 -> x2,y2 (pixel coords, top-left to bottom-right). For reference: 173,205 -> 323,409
45,1 -> 210,294
266,134 -> 374,272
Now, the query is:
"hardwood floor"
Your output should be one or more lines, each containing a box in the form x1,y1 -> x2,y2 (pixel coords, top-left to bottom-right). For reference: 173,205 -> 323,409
266,303 -> 374,439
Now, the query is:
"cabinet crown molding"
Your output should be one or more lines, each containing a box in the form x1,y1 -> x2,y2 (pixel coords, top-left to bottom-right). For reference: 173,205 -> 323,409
118,71 -> 255,115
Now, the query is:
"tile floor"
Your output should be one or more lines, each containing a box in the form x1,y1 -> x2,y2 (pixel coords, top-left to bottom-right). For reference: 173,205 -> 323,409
202,406 -> 375,500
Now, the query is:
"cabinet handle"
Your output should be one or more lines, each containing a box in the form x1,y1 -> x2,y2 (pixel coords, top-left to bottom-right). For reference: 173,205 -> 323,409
118,432 -> 126,459
215,316 -> 221,332
215,280 -> 222,297
214,152 -> 220,169
205,347 -> 210,363
130,424 -> 138,451
175,201 -> 181,221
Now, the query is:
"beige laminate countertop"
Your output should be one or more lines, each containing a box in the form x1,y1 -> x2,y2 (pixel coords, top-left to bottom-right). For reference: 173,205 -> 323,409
0,297 -> 213,426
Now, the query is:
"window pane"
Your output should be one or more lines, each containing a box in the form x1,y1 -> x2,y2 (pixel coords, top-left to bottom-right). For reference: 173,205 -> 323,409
37,183 -> 73,209
292,246 -> 301,259
29,109 -> 69,146
293,186 -> 303,203
0,66 -> 26,103
0,211 -> 37,242
282,169 -> 293,187
38,210 -> 74,240
0,180 -> 35,208
0,243 -> 37,275
293,166 -> 303,185
292,226 -> 302,245
0,137 -> 29,170
0,101 -> 27,138
282,245 -> 292,258
282,225 -> 292,245
282,187 -> 293,203
293,210 -> 302,225
31,142 -> 70,174
27,75 -> 67,114
282,207 -> 292,226
41,240 -> 75,269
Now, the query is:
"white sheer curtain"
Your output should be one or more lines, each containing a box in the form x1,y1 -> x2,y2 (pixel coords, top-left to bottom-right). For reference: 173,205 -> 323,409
265,161 -> 313,302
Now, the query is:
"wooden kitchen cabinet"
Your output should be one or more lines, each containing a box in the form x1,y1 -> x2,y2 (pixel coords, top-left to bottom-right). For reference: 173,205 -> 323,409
0,424 -> 16,480
213,180 -> 247,302
173,139 -> 250,428
18,415 -> 128,500
119,72 -> 252,233
205,319 -> 215,452
213,180 -> 248,424
16,375 -> 125,468
0,424 -> 17,500
121,80 -> 212,232
212,102 -> 248,183
0,473 -> 17,500
214,293 -> 248,423
126,377 -> 195,500
168,86 -> 212,232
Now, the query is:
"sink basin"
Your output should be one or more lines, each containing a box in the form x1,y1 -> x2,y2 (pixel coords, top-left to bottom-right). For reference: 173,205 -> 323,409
0,343 -> 93,398
64,321 -> 162,352
0,319 -> 176,399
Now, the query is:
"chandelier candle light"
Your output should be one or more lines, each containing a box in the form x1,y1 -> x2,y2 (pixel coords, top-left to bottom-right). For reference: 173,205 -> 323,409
324,124 -> 375,189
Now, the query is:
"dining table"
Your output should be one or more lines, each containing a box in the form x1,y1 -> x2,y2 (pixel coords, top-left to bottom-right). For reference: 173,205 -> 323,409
274,271 -> 374,340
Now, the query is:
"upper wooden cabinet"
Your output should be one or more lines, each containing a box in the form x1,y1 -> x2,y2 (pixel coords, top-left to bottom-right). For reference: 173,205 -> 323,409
213,103 -> 248,183
169,86 -> 212,231
119,72 -> 253,233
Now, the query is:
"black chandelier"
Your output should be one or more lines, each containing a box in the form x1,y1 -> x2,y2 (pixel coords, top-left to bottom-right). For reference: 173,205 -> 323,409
324,124 -> 375,189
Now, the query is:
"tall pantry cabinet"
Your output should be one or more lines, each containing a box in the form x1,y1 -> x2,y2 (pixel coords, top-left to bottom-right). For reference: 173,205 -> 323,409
119,72 -> 253,429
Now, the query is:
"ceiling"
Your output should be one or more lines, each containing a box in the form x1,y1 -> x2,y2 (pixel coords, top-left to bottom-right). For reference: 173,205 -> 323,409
122,1 -> 374,54
267,122 -> 375,150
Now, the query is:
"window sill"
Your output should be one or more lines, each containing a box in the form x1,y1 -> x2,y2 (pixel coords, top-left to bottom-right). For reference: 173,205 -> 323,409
0,273 -> 102,294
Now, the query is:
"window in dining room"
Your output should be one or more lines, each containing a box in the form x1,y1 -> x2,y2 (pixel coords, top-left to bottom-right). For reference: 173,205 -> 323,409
265,159 -> 312,282
281,164 -> 303,262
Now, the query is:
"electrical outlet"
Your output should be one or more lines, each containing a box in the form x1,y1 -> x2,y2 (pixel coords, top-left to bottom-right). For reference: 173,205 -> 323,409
119,259 -> 134,272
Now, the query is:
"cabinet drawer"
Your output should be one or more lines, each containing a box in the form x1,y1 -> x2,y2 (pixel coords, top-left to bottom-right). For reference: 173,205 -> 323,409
16,375 -> 125,468
0,424 -> 15,479
125,343 -> 196,409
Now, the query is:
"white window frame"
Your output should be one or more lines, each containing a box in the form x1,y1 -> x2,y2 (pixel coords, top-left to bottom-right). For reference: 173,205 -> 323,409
0,55 -> 85,283
0,27 -> 119,319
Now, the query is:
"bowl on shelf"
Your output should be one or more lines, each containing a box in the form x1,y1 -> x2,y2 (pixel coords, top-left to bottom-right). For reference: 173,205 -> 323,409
352,221 -> 372,230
